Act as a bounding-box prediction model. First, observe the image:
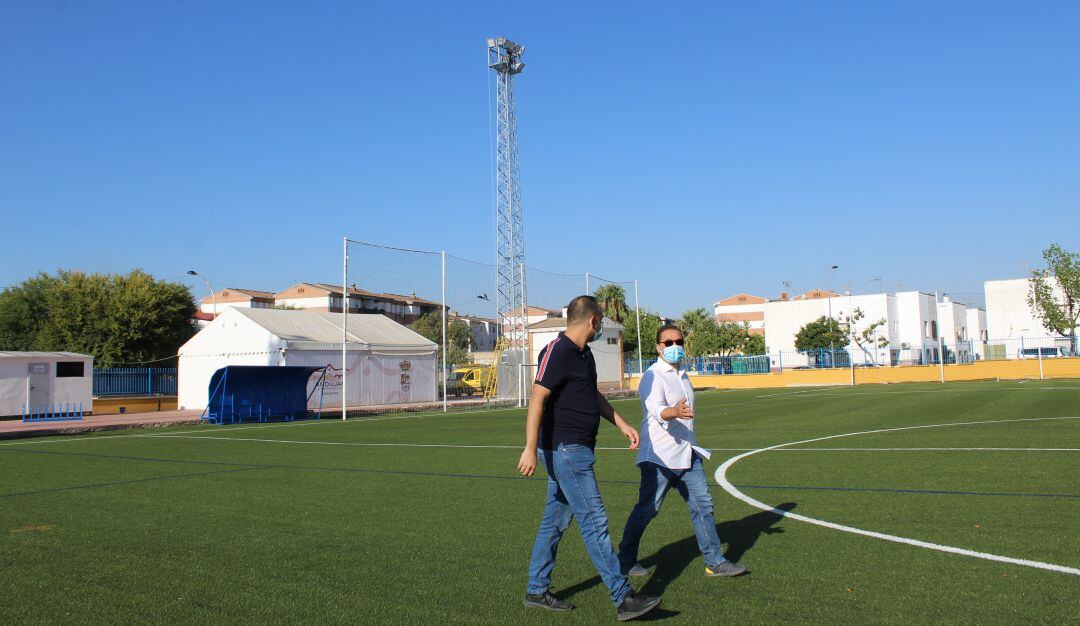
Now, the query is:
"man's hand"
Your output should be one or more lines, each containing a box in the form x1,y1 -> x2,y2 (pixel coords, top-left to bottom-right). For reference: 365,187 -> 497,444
518,448 -> 538,477
676,399 -> 694,419
619,423 -> 640,450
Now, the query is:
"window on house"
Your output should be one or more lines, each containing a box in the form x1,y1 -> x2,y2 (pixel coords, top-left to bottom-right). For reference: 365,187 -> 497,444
56,362 -> 85,377
607,337 -> 618,345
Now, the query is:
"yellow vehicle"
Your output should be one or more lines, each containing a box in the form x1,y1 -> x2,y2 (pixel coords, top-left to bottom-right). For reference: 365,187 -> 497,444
445,366 -> 493,397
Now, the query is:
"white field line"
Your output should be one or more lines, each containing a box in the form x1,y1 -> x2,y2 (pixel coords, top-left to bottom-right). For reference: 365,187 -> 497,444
130,434 -> 1080,454
0,405 -> 521,448
757,386 -> 1080,399
713,416 -> 1080,576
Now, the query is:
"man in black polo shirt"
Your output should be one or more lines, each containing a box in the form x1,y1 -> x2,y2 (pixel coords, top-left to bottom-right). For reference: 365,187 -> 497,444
518,296 -> 662,621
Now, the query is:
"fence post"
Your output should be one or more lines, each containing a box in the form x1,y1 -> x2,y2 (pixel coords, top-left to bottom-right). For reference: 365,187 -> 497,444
1038,342 -> 1044,380
441,251 -> 448,413
634,280 -> 643,377
147,368 -> 152,398
938,336 -> 946,383
778,350 -> 782,373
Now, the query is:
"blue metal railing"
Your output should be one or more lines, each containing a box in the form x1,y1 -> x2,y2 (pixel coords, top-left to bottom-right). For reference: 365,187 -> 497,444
23,402 -> 85,422
93,368 -> 177,397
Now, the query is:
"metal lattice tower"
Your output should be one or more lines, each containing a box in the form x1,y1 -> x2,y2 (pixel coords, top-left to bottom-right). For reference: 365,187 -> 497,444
488,37 -> 527,349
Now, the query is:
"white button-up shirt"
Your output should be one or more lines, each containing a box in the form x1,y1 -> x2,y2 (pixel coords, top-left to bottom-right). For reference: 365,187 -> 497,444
637,359 -> 711,469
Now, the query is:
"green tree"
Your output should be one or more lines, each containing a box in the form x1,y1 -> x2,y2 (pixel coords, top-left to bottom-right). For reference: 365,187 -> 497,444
410,313 -> 473,366
621,308 -> 662,359
714,321 -> 748,356
794,316 -> 850,352
843,307 -> 889,361
1028,243 -> 1080,352
0,273 -> 56,351
679,308 -> 727,357
742,333 -> 767,355
0,270 -> 197,366
593,283 -> 629,324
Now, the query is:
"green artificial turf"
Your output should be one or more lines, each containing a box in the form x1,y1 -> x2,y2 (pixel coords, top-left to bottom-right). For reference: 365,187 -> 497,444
1,379 -> 1078,623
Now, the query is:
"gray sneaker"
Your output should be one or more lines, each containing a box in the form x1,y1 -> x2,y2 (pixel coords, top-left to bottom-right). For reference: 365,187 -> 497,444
705,561 -> 747,577
524,591 -> 574,612
622,562 -> 649,577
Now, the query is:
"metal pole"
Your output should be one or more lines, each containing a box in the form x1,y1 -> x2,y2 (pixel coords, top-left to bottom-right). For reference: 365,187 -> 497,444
441,251 -> 448,413
935,290 -> 945,383
585,272 -> 590,294
1038,341 -> 1044,380
634,280 -> 643,377
341,237 -> 348,421
520,262 -> 529,405
939,336 -> 946,383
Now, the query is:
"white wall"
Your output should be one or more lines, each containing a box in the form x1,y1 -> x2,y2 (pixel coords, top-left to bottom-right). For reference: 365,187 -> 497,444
286,350 -> 436,409
276,296 -> 332,310
0,355 -> 93,417
177,311 -> 285,410
529,325 -> 624,384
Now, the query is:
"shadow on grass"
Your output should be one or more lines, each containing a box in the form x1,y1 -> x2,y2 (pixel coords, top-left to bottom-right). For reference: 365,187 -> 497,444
559,502 -> 796,606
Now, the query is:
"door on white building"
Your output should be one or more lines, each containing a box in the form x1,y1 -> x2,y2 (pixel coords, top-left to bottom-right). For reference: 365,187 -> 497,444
28,362 -> 51,408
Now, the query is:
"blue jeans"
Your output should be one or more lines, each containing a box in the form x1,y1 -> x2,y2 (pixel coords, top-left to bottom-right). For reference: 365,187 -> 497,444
526,444 -> 633,606
618,455 -> 727,569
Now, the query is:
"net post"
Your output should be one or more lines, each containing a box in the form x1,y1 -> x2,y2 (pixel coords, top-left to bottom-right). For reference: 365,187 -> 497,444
634,280 -> 643,377
441,251 -> 448,413
342,237 -> 348,421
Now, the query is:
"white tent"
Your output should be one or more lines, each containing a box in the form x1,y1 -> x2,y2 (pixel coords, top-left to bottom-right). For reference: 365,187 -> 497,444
178,309 -> 437,411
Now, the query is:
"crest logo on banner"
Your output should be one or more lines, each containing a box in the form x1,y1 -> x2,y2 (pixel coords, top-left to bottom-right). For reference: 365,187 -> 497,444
399,360 -> 412,392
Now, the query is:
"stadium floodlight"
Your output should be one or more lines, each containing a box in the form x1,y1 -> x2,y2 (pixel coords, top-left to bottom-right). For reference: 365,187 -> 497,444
488,36 -> 527,355
187,270 -> 217,317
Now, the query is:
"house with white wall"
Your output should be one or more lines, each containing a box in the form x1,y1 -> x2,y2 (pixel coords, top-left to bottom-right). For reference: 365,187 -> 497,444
985,277 -> 1077,358
199,288 -> 276,315
757,289 -> 950,367
713,294 -> 766,336
274,283 -> 442,326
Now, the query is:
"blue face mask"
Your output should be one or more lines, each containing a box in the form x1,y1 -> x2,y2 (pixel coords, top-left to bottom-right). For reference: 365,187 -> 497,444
591,321 -> 604,343
662,345 -> 685,364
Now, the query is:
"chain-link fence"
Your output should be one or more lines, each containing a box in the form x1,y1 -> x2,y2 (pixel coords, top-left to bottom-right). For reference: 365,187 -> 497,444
622,335 -> 1078,378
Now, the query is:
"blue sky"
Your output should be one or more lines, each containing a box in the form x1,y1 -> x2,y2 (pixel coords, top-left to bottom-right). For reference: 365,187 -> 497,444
1,1 -> 1077,317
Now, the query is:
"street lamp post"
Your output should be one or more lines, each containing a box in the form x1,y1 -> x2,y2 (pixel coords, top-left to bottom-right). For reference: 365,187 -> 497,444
187,270 -> 217,318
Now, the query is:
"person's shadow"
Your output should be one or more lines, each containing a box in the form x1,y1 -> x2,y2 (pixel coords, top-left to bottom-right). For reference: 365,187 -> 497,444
558,502 -> 796,610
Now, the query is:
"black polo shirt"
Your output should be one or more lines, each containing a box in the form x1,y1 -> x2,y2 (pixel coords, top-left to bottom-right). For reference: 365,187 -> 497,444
534,332 -> 600,450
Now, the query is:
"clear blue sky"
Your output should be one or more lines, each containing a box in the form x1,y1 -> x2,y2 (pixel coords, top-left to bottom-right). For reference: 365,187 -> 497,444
2,1 -> 1077,318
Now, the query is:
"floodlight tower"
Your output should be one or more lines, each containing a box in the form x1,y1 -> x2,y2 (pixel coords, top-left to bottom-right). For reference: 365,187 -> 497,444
488,37 -> 526,349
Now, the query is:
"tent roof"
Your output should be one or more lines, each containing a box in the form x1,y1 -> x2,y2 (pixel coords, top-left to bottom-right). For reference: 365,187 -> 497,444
231,308 -> 437,352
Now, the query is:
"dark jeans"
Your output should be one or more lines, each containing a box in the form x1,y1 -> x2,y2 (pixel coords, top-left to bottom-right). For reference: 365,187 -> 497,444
526,444 -> 632,605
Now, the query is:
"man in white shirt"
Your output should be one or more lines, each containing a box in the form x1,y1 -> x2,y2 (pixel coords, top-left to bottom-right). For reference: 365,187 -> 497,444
617,324 -> 747,578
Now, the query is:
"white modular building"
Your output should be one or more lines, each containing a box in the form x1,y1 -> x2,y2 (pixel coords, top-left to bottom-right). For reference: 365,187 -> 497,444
527,317 -> 626,385
178,309 -> 437,411
0,352 -> 94,417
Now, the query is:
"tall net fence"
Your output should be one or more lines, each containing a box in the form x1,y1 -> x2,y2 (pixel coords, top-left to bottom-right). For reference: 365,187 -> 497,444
335,239 -> 643,419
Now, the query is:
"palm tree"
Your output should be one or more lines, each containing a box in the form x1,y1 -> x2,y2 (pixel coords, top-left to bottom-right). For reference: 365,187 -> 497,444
593,283 -> 629,324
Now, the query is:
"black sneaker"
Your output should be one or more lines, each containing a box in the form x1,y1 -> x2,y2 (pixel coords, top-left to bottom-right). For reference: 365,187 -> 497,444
616,591 -> 662,621
523,590 -> 574,612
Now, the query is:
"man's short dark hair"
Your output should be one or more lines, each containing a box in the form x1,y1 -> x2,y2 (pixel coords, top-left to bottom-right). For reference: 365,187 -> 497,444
656,324 -> 683,344
567,295 -> 603,324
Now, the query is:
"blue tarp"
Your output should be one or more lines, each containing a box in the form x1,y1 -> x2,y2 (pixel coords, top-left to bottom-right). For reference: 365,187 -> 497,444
202,365 -> 327,425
